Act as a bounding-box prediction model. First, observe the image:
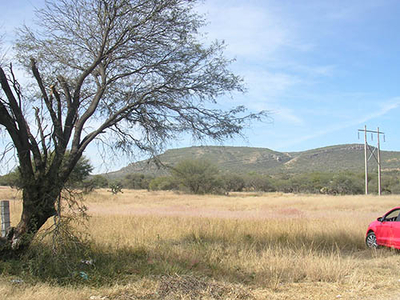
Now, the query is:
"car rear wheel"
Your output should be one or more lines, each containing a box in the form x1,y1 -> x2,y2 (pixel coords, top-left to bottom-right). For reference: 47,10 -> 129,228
366,231 -> 379,249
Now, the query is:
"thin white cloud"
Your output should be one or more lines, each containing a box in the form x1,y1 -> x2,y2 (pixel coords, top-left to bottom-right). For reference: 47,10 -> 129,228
356,98 -> 400,124
233,69 -> 306,126
275,97 -> 400,149
197,4 -> 285,57
196,1 -> 307,60
324,1 -> 387,21
242,69 -> 303,98
196,0 -> 340,130
273,107 -> 305,126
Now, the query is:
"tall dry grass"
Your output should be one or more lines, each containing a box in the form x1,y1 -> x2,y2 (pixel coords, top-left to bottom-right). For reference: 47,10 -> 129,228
1,188 -> 400,299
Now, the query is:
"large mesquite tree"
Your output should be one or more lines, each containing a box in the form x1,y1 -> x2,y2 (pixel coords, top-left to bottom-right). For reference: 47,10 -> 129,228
0,0 -> 265,253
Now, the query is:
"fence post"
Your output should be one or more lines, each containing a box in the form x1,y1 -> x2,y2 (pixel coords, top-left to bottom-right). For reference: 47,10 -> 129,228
1,200 -> 10,238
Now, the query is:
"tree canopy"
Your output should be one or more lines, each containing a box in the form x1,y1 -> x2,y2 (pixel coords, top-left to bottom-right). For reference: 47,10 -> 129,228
172,159 -> 220,194
0,0 -> 265,253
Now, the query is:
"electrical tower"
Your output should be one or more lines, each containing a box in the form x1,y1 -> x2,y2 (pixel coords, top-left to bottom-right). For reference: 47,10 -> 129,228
358,126 -> 385,195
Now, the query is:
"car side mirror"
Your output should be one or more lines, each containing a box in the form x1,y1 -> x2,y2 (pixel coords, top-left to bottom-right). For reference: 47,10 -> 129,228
377,217 -> 383,222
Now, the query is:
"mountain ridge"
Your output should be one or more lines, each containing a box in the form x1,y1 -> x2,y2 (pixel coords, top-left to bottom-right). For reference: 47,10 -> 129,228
103,144 -> 400,179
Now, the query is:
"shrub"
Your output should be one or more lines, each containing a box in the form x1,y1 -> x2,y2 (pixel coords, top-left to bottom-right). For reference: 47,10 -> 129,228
89,175 -> 109,188
109,183 -> 123,194
221,174 -> 246,192
122,173 -> 153,189
327,172 -> 364,195
172,159 -> 221,194
244,174 -> 276,192
149,176 -> 179,191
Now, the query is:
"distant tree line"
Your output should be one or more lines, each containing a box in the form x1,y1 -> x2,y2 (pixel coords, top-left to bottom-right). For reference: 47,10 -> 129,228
2,158 -> 400,195
146,160 -> 400,195
0,156 -> 94,191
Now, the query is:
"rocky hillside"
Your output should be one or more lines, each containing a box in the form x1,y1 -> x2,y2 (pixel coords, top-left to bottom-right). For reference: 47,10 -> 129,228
104,144 -> 400,179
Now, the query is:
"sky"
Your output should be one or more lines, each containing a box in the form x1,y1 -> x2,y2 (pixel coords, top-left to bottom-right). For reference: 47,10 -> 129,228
1,0 -> 400,173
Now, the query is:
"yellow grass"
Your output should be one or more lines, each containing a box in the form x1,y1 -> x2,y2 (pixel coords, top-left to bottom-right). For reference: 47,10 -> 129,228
1,188 -> 400,299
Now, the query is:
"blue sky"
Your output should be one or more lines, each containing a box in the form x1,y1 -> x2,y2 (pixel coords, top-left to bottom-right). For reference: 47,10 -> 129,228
1,0 -> 400,173
194,0 -> 400,152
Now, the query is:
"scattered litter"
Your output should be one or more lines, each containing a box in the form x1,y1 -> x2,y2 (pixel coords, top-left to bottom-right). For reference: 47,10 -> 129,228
10,278 -> 24,284
89,296 -> 108,300
81,259 -> 95,266
79,271 -> 89,280
336,295 -> 342,298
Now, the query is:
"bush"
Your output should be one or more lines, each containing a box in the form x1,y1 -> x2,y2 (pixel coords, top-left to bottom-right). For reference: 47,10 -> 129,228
221,174 -> 246,192
172,159 -> 221,194
0,155 -> 93,189
326,172 -> 364,195
143,169 -> 397,195
89,175 -> 109,188
122,173 -> 153,189
244,174 -> 276,192
110,183 -> 123,194
149,176 -> 179,191
0,170 -> 21,188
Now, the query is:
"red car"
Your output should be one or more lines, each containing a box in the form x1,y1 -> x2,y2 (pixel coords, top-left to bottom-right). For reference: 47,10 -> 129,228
366,207 -> 400,249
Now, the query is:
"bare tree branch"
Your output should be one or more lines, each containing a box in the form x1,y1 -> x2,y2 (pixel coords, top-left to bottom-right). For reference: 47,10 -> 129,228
0,0 -> 268,253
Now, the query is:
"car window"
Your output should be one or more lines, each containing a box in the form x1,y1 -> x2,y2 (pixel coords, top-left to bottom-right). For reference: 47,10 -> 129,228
384,209 -> 400,222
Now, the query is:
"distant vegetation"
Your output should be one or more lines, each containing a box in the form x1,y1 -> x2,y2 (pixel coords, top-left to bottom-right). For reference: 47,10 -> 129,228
103,143 -> 400,195
145,163 -> 367,195
0,155 -> 94,190
2,145 -> 400,195
108,144 -> 400,177
93,161 -> 400,195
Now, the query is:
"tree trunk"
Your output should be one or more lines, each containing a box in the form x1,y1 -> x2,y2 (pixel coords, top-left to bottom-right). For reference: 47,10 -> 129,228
0,181 -> 60,255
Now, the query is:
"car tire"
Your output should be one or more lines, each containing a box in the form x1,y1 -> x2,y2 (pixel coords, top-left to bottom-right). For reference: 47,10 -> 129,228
366,231 -> 379,249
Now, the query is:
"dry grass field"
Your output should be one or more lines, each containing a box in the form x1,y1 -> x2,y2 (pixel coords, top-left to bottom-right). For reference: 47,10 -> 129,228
1,187 -> 400,299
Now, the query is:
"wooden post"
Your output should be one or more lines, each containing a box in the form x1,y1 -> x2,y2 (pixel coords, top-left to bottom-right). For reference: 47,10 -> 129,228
1,200 -> 10,238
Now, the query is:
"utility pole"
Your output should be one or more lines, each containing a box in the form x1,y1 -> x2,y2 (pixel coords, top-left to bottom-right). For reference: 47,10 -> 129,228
377,127 -> 382,195
358,126 -> 385,195
364,125 -> 368,195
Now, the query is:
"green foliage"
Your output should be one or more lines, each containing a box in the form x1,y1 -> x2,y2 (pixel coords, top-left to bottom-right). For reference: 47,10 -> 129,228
89,175 -> 109,189
65,156 -> 94,188
270,172 -> 364,195
244,174 -> 276,192
143,169 -> 390,195
0,170 -> 21,188
172,159 -> 221,194
271,173 -> 331,194
149,176 -> 178,191
368,171 -> 400,194
0,156 -> 93,189
110,145 -> 400,178
0,240 -> 150,286
117,158 -> 400,196
109,183 -> 123,195
326,172 -> 364,195
122,173 -> 153,190
221,174 -> 246,192
0,215 -> 91,284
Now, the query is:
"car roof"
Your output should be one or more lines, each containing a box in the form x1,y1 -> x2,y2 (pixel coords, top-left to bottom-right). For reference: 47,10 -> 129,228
387,207 -> 400,212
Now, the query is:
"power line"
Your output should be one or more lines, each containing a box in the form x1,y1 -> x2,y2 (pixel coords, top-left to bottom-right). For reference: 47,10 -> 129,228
357,126 -> 385,195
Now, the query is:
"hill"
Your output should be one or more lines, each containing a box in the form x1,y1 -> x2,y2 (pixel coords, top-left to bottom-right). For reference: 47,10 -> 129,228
104,144 -> 400,179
